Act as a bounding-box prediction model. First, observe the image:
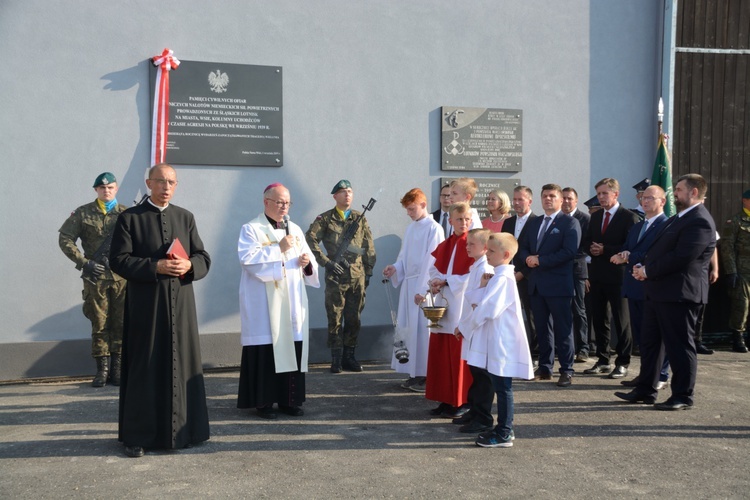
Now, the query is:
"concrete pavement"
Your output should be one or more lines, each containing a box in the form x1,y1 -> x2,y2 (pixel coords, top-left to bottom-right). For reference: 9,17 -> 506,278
1,351 -> 749,498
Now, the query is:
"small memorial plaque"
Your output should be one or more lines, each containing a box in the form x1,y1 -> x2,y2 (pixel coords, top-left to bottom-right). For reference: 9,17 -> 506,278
441,107 -> 522,172
150,60 -> 283,166
441,177 -> 520,220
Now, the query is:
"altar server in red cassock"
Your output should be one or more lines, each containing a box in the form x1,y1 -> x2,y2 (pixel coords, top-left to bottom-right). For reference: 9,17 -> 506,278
417,202 -> 475,418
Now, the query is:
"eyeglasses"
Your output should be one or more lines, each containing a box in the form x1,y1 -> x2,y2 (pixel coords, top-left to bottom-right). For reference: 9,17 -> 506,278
149,178 -> 178,187
265,198 -> 292,208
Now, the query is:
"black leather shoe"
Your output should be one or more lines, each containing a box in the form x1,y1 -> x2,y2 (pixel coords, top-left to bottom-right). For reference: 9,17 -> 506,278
574,352 -> 589,363
654,400 -> 693,411
620,376 -> 641,387
583,363 -> 612,375
533,369 -> 552,381
442,405 -> 470,419
459,421 -> 494,433
696,344 -> 714,355
429,403 -> 450,416
557,373 -> 573,387
124,445 -> 145,458
256,406 -> 278,419
279,405 -> 304,416
608,366 -> 628,379
614,391 -> 656,404
452,412 -> 473,425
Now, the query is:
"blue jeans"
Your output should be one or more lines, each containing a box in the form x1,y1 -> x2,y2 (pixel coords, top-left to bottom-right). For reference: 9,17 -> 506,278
489,374 -> 513,437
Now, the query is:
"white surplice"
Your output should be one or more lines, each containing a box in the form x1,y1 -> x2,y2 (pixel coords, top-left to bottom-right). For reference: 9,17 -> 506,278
388,216 -> 444,376
238,213 -> 319,373
458,264 -> 533,379
427,244 -> 471,335
458,255 -> 494,360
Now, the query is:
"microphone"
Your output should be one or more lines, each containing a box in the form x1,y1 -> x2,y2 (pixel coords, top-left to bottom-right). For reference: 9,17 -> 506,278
282,215 -> 290,236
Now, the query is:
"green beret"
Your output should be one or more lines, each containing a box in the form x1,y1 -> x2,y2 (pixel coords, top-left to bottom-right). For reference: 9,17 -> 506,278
331,179 -> 352,194
93,172 -> 117,187
743,189 -> 750,199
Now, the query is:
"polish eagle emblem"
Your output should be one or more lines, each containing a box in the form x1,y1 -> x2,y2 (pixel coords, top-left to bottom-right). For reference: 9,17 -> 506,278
208,70 -> 229,93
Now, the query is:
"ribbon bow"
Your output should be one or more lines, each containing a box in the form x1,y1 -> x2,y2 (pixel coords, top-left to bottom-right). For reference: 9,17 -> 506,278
152,48 -> 180,71
150,48 -> 179,166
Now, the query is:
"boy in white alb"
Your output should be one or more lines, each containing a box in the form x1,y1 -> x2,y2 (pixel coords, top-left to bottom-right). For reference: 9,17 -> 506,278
382,188 -> 444,392
449,178 -> 483,230
457,232 -> 534,447
452,228 -> 494,432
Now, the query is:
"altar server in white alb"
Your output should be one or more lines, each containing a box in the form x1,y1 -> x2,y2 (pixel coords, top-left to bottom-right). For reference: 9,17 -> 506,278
382,188 -> 445,392
457,232 -> 534,448
237,183 -> 320,420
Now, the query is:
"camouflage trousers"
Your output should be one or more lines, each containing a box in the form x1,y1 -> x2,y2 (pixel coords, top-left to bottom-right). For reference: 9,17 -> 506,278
728,274 -> 750,332
82,278 -> 126,358
325,276 -> 366,349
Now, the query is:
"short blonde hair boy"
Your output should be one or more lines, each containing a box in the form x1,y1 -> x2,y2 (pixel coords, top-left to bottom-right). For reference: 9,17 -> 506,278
488,232 -> 518,260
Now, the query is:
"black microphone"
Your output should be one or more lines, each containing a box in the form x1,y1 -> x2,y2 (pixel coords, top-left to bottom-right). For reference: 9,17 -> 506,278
283,215 -> 290,236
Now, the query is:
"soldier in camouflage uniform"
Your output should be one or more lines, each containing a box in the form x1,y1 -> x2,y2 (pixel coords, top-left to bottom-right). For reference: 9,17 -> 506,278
306,180 -> 376,373
721,189 -> 750,353
59,172 -> 127,386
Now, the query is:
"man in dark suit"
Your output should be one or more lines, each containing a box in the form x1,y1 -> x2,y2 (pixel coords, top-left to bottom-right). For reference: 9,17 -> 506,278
519,184 -> 580,387
582,178 -> 639,379
502,186 -> 537,353
616,174 -> 716,410
611,185 -> 668,388
432,183 -> 452,238
562,187 -> 591,362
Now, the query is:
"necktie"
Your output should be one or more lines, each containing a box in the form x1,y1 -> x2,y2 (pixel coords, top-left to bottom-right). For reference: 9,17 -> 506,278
602,211 -> 611,234
441,212 -> 449,237
537,216 -> 551,252
637,220 -> 649,242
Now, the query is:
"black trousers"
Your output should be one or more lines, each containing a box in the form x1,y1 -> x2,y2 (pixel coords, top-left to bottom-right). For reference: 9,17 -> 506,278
467,365 -> 495,427
590,281 -> 632,367
636,300 -> 699,404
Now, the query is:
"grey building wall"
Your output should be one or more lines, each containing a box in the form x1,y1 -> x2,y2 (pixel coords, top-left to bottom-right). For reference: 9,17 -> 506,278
0,0 -> 663,380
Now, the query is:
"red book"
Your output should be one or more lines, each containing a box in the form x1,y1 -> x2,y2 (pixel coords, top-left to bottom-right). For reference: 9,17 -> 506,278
166,238 -> 189,278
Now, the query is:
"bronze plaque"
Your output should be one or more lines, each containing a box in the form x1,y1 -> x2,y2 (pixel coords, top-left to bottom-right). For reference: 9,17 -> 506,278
441,177 -> 520,220
441,107 -> 522,172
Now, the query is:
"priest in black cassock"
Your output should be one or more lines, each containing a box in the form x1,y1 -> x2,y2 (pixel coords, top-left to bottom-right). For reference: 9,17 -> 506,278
110,163 -> 211,458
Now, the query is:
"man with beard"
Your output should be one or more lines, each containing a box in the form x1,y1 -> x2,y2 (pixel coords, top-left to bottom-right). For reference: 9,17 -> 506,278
616,174 -> 716,410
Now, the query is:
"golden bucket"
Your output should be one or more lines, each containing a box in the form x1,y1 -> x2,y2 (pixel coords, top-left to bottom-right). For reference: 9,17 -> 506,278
420,291 -> 448,329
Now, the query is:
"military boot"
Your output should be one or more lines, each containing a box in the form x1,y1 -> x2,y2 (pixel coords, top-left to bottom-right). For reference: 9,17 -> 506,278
92,356 -> 109,387
342,346 -> 363,372
330,348 -> 343,373
109,353 -> 122,386
731,331 -> 748,353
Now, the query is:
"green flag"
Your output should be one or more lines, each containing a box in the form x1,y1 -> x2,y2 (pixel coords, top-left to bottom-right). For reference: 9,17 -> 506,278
651,133 -> 676,216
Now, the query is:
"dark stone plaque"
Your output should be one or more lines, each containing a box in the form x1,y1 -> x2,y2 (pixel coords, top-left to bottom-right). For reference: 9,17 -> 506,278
441,177 -> 520,220
441,107 -> 522,172
150,60 -> 283,166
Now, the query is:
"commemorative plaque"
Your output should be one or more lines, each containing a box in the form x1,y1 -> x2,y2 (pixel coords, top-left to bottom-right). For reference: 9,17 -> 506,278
441,107 -> 522,172
441,177 -> 520,220
149,60 -> 283,166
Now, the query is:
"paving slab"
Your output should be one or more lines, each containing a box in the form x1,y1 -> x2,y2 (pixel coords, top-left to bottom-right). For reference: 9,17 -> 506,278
1,352 -> 749,498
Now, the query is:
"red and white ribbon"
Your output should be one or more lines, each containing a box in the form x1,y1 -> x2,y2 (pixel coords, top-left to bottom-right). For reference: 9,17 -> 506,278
150,48 -> 180,166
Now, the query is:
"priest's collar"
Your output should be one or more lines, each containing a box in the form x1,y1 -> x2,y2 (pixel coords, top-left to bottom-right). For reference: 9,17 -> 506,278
147,197 -> 169,211
265,214 -> 283,229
